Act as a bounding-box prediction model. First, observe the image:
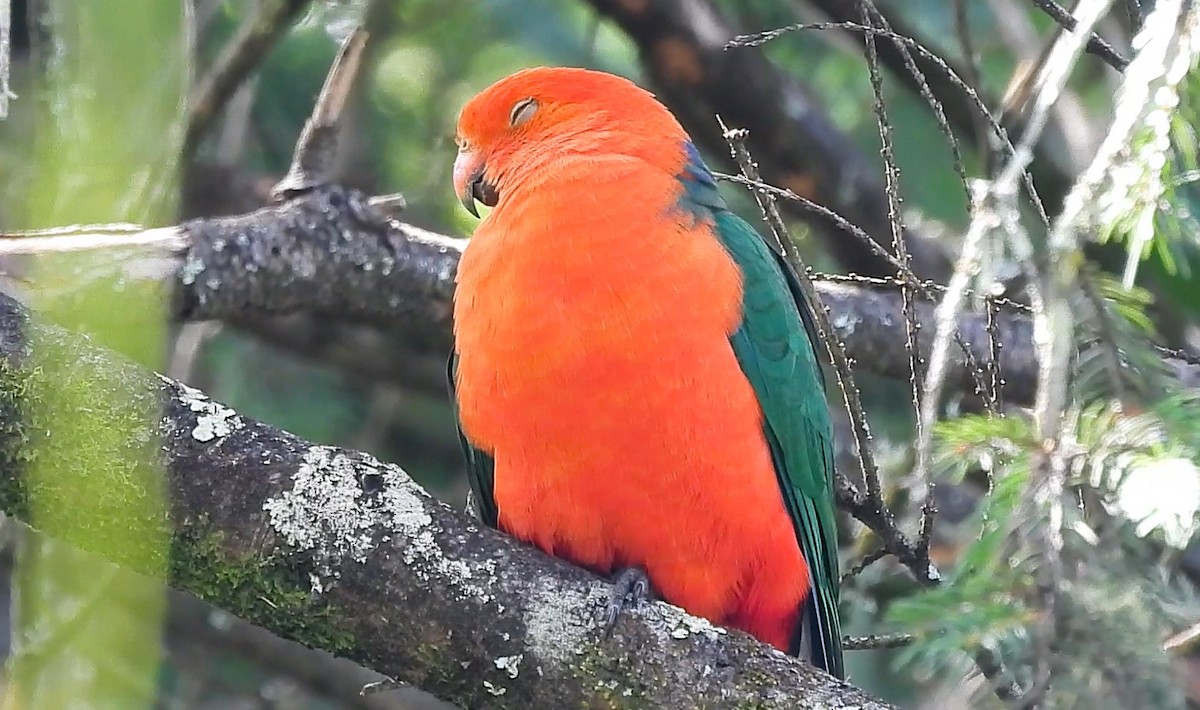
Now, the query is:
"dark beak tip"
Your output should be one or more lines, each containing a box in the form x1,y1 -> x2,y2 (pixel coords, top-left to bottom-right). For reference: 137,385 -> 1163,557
462,173 -> 498,218
460,193 -> 480,218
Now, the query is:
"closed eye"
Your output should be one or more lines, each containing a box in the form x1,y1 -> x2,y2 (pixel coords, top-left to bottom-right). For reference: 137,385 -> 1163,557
510,97 -> 538,127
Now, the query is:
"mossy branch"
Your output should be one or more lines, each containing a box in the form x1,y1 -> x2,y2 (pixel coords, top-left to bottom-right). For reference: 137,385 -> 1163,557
0,292 -> 892,710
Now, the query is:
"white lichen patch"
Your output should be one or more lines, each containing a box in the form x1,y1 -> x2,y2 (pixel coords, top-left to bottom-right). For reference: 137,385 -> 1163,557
263,445 -> 500,599
493,653 -> 522,679
192,410 -> 238,442
263,446 -> 383,585
379,476 -> 499,602
179,253 -> 206,285
164,376 -> 244,442
831,310 -> 860,337
482,680 -> 507,696
523,576 -> 603,666
652,601 -> 727,644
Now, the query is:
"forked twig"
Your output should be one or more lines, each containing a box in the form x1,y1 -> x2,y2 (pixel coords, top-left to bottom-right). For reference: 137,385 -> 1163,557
718,120 -> 881,492
840,545 -> 889,585
1025,0 -> 1131,69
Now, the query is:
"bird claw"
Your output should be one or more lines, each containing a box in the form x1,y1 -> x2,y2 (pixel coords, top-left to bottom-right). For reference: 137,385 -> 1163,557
600,566 -> 652,635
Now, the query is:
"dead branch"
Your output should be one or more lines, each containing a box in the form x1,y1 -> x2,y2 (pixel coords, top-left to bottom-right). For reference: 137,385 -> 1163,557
1025,0 -> 1131,68
0,291 -> 893,710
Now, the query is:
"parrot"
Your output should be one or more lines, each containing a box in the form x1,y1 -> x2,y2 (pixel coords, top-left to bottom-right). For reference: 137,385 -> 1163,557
447,66 -> 843,678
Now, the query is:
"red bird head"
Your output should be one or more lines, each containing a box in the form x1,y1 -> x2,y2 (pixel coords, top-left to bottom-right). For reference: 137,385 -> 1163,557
453,67 -> 689,216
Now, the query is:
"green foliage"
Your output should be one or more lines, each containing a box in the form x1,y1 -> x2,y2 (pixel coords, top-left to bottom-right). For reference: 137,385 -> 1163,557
1096,55 -> 1200,319
889,429 -> 1031,680
889,374 -> 1200,705
929,410 -> 1035,484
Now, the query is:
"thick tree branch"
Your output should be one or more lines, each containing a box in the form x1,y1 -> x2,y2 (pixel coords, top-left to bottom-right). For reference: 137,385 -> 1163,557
4,185 -> 1193,400
0,292 -> 892,710
173,187 -> 456,352
164,186 -> 1196,401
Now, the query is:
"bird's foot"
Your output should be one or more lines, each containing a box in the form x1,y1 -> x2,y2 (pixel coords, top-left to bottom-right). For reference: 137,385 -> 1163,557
600,566 -> 652,635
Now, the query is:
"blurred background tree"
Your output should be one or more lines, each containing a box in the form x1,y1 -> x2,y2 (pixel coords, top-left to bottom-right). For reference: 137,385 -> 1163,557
0,0 -> 1197,708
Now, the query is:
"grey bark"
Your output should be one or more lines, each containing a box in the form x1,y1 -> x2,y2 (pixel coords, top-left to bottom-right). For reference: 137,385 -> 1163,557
0,292 -> 894,710
167,185 -> 1197,404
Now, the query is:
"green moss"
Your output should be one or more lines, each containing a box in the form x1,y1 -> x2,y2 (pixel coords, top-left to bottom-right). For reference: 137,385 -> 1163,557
569,642 -> 653,710
0,358 -> 34,519
169,523 -> 357,655
730,669 -> 788,710
408,636 -> 464,688
17,332 -> 170,573
0,331 -> 358,661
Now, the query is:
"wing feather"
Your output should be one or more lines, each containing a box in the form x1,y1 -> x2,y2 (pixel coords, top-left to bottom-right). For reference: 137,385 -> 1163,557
717,209 -> 843,678
447,353 -> 499,527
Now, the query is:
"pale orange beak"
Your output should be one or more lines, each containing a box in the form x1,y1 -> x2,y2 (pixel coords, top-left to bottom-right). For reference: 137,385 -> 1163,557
453,148 -> 498,217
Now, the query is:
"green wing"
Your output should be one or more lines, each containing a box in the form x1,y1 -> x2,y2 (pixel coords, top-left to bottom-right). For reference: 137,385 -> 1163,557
447,353 -> 498,527
713,210 -> 844,679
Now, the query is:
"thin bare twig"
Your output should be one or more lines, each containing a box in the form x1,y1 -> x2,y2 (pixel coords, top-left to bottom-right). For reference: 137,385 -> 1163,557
814,273 -> 1034,315
840,546 -> 889,585
984,286 -> 1005,413
847,3 -> 1000,419
719,121 -> 911,563
856,2 -> 975,206
1040,0 -> 1194,439
953,0 -> 992,171
1025,0 -> 1132,69
855,0 -> 940,567
843,633 -> 915,651
729,22 -> 1051,225
912,0 -> 1113,542
721,147 -> 1028,700
714,172 -> 1006,412
184,0 -> 314,156
1019,2 -> 1197,705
